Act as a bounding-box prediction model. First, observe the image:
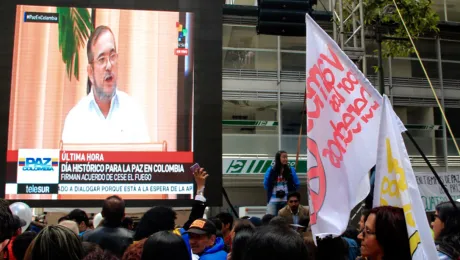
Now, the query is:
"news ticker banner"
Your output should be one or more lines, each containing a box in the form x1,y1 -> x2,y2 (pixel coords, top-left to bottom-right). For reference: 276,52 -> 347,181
6,149 -> 195,196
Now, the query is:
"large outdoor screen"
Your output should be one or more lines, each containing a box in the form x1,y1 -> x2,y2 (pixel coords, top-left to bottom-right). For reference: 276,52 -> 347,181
0,1 -> 222,207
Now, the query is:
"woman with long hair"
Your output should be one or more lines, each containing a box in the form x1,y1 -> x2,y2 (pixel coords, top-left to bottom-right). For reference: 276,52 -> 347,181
263,150 -> 300,215
358,206 -> 411,260
24,225 -> 83,260
432,201 -> 460,259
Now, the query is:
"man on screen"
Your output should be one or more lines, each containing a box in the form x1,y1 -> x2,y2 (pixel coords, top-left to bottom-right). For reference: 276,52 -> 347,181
62,25 -> 150,144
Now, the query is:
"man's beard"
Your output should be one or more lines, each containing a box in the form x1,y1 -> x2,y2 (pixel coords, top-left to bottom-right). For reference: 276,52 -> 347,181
93,74 -> 116,101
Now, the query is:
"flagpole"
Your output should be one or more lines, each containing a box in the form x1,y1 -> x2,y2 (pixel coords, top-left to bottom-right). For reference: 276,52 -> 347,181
405,131 -> 458,210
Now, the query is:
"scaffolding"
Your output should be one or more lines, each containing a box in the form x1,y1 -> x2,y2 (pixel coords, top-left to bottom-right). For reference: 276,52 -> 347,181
331,0 -> 367,74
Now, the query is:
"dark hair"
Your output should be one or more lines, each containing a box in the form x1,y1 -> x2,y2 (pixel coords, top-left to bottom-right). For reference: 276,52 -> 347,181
58,215 -> 70,223
83,250 -> 120,260
102,195 -> 125,225
12,231 -> 37,260
287,191 -> 301,201
241,216 -> 250,220
122,217 -> 133,229
216,212 -> 234,229
141,231 -> 189,260
261,214 -> 275,226
31,225 -> 84,260
233,219 -> 255,234
87,25 -> 116,64
0,199 -> 15,242
243,225 -> 308,260
370,206 -> 411,260
269,216 -> 289,227
209,217 -> 223,237
361,208 -> 371,220
316,236 -> 348,260
274,150 -> 292,179
435,201 -> 460,258
82,242 -> 102,257
134,206 -> 176,241
122,238 -> 147,260
231,229 -> 254,260
68,209 -> 89,227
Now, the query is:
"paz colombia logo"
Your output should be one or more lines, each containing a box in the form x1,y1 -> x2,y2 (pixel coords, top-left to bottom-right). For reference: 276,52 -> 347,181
18,157 -> 58,171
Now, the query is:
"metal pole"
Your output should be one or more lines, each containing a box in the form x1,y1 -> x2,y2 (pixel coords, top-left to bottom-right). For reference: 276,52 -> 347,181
376,21 -> 385,95
436,36 -> 449,172
389,57 -> 393,104
277,36 -> 282,150
443,0 -> 448,21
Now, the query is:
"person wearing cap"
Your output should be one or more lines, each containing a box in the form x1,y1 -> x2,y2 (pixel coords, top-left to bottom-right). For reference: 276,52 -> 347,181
185,218 -> 227,260
3,215 -> 26,260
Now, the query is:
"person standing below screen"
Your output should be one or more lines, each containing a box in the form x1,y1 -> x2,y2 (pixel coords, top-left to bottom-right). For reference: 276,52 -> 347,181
62,25 -> 150,144
263,150 -> 300,216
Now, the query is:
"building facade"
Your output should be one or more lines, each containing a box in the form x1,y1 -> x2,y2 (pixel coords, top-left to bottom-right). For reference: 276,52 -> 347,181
220,0 -> 460,211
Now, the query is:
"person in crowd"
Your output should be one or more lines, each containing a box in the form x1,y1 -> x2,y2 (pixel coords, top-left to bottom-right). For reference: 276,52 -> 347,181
83,195 -> 133,257
243,224 -> 308,260
208,217 -> 224,239
278,191 -> 309,226
82,250 -> 120,260
215,213 -> 233,248
358,208 -> 370,232
316,236 -> 350,260
227,229 -> 254,260
3,215 -> 26,260
122,217 -> 134,231
358,206 -> 411,260
185,219 -> 227,260
263,150 -> 300,216
134,207 -> 176,241
122,238 -> 147,260
59,220 -> 80,235
0,199 -> 15,254
261,214 -> 274,226
141,231 -> 190,260
268,216 -> 289,228
82,242 -> 103,257
11,231 -> 36,260
432,201 -> 460,259
247,217 -> 262,228
67,209 -> 91,236
24,225 -> 83,260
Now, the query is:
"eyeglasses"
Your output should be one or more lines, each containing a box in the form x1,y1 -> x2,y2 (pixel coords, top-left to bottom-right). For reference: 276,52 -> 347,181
361,228 -> 376,238
93,52 -> 118,66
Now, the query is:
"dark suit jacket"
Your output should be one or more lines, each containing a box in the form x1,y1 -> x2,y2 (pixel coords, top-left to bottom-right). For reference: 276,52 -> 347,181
82,224 -> 134,257
278,205 -> 310,226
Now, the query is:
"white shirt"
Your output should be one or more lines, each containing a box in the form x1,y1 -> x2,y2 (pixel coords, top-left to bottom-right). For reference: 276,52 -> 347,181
62,90 -> 150,144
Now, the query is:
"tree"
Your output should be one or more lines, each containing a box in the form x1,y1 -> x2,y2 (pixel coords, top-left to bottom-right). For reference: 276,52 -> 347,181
56,7 -> 94,81
361,0 -> 439,57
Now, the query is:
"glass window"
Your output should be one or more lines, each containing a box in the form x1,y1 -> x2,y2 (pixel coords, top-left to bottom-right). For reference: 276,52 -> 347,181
281,36 -> 305,51
223,50 -> 277,70
223,25 -> 277,49
222,100 -> 278,134
441,40 -> 460,61
281,52 -> 306,71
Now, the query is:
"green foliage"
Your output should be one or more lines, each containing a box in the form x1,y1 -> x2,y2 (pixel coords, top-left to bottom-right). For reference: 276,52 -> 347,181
345,0 -> 439,57
57,7 -> 93,81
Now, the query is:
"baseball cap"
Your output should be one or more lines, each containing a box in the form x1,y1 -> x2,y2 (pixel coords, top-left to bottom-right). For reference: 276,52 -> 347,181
184,218 -> 217,235
13,215 -> 26,230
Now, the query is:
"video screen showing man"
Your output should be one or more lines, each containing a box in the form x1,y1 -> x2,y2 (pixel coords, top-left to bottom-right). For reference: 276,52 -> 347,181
62,26 -> 150,144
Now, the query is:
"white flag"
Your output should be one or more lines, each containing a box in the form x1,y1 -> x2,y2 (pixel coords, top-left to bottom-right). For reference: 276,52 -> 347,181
373,96 -> 438,259
305,14 -> 382,237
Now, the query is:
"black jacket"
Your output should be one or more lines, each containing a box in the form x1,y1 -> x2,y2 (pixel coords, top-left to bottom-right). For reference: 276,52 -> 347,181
82,224 -> 134,257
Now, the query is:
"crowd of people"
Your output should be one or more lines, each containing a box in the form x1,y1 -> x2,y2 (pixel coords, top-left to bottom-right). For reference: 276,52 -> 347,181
0,160 -> 458,260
